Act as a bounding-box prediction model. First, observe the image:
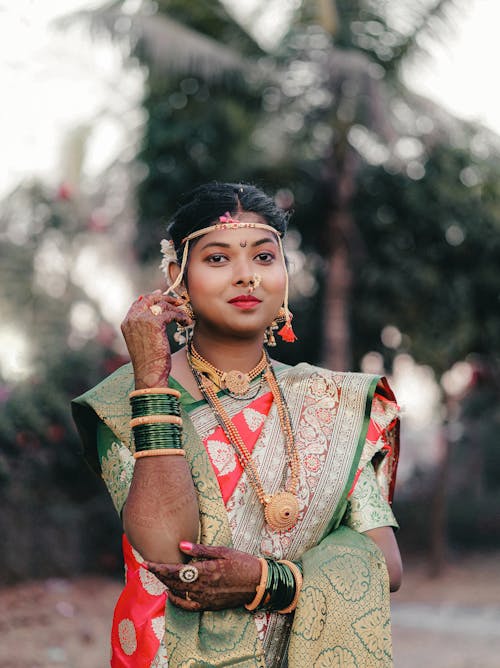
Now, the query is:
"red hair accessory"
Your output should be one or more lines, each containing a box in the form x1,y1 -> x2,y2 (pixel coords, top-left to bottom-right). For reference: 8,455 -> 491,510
219,211 -> 239,224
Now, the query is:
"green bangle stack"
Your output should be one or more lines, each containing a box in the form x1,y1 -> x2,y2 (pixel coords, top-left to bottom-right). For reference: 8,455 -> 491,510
132,422 -> 182,451
129,387 -> 183,457
131,395 -> 181,418
257,559 -> 303,614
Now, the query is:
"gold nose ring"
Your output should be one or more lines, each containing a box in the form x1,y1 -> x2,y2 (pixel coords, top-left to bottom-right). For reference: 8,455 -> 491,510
248,274 -> 262,293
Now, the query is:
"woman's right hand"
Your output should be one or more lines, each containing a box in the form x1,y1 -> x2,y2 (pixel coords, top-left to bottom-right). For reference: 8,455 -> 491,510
121,291 -> 192,389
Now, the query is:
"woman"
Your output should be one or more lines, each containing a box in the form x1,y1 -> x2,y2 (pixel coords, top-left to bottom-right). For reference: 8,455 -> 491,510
72,182 -> 402,668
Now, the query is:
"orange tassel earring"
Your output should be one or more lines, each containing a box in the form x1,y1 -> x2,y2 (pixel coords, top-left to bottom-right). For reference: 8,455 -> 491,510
273,306 -> 297,343
276,235 -> 298,343
278,318 -> 297,343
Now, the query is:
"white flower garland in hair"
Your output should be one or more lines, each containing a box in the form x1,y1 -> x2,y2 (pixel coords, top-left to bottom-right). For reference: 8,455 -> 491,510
160,239 -> 178,288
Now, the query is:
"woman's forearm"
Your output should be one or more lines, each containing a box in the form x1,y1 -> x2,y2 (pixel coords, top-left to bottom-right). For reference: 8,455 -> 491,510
123,456 -> 199,563
363,526 -> 402,592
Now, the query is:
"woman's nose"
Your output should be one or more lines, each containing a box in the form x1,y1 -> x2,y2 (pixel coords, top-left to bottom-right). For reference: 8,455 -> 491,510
234,271 -> 262,293
233,260 -> 255,287
235,274 -> 253,286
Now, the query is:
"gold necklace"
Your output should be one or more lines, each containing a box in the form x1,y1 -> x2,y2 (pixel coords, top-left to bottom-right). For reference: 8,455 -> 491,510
189,342 -> 268,396
189,347 -> 300,532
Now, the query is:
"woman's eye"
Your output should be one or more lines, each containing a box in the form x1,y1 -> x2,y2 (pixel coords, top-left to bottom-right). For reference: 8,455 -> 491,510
255,252 -> 274,263
207,254 -> 227,263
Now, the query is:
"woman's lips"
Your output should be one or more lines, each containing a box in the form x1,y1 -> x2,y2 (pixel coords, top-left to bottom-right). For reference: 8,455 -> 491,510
228,295 -> 262,309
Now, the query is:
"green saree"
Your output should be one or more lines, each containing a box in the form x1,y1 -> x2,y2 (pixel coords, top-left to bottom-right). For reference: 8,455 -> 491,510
72,361 -> 399,667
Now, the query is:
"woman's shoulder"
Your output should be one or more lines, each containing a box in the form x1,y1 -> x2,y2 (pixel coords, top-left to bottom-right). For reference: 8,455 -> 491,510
73,363 -> 134,409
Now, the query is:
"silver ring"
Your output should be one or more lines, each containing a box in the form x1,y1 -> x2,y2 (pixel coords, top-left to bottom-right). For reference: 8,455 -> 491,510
185,591 -> 191,601
178,565 -> 199,583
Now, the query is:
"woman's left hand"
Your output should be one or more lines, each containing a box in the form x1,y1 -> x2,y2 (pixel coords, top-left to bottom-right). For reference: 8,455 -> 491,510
146,541 -> 261,612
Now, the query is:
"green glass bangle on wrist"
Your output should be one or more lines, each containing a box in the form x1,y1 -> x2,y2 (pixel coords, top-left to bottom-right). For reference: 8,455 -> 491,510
132,421 -> 183,452
130,395 -> 181,418
257,559 -> 297,612
129,391 -> 183,453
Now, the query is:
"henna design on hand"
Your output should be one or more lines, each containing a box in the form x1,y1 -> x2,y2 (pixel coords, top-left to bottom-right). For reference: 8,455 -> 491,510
146,543 -> 262,612
121,292 -> 193,389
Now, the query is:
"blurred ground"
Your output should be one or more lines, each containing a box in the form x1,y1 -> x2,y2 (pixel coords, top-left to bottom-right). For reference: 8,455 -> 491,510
392,552 -> 500,668
0,552 -> 499,668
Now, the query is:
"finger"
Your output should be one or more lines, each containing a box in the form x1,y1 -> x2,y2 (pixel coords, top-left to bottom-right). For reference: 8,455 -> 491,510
146,562 -> 181,582
149,560 -> 222,592
167,591 -> 202,612
147,292 -> 177,304
161,294 -> 184,306
144,294 -> 189,314
140,291 -> 171,307
156,309 -> 192,329
145,561 -> 205,588
179,542 -> 228,560
137,300 -> 191,327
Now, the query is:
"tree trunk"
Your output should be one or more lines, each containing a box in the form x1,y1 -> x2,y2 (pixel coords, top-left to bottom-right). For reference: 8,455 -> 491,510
323,233 -> 352,371
322,148 -> 359,372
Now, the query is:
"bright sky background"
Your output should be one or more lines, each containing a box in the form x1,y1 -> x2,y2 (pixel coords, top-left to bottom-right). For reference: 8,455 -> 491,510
1,0 -> 499,197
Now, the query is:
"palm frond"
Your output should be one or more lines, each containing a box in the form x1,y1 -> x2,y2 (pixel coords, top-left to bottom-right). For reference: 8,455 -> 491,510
386,0 -> 466,70
56,3 -> 251,83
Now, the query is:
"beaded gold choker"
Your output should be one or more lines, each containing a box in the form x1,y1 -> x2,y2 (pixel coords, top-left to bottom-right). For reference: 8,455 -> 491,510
189,346 -> 300,532
189,342 -> 267,396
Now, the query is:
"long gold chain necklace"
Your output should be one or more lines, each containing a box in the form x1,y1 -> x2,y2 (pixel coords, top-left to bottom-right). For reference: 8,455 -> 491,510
189,342 -> 268,397
188,344 -> 300,532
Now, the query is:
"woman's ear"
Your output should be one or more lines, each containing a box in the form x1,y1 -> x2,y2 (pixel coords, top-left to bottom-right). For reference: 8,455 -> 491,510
168,263 -> 183,290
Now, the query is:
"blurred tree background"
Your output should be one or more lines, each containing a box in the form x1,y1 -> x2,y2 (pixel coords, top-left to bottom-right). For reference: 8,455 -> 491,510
1,0 -> 499,583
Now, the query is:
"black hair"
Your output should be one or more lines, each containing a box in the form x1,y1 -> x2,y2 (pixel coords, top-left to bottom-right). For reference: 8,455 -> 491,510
168,182 -> 290,261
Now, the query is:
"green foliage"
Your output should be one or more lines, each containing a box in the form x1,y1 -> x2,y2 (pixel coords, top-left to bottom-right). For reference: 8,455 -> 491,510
297,0 -> 464,75
0,183 -> 125,582
136,76 -> 264,261
351,145 -> 500,373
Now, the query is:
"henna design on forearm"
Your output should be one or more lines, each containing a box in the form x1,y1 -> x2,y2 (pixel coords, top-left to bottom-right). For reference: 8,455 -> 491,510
133,354 -> 170,389
126,466 -> 198,530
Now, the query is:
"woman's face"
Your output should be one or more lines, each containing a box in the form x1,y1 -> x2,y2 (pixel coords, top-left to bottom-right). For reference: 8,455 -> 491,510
185,212 -> 286,342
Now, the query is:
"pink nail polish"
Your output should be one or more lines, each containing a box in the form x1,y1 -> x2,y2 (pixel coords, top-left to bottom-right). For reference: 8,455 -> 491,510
179,541 -> 193,551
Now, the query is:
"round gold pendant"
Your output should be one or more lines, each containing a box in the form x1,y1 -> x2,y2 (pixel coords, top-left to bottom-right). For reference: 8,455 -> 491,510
222,370 -> 251,395
264,491 -> 299,531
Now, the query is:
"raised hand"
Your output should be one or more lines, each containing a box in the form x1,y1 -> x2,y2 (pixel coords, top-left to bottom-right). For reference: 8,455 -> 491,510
121,291 -> 192,389
146,541 -> 261,612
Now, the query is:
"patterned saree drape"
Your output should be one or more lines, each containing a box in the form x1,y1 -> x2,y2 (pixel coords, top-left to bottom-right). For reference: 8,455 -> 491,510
72,362 -> 398,668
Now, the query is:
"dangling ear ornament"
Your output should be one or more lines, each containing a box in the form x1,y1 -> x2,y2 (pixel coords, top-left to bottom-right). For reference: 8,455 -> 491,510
278,316 -> 297,343
159,240 -> 195,345
173,293 -> 194,345
276,236 -> 298,343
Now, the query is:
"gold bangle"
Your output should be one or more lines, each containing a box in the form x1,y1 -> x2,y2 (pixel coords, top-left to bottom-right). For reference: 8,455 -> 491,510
130,415 -> 183,428
133,449 -> 185,459
277,560 -> 303,614
245,558 -> 268,611
129,387 -> 181,398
